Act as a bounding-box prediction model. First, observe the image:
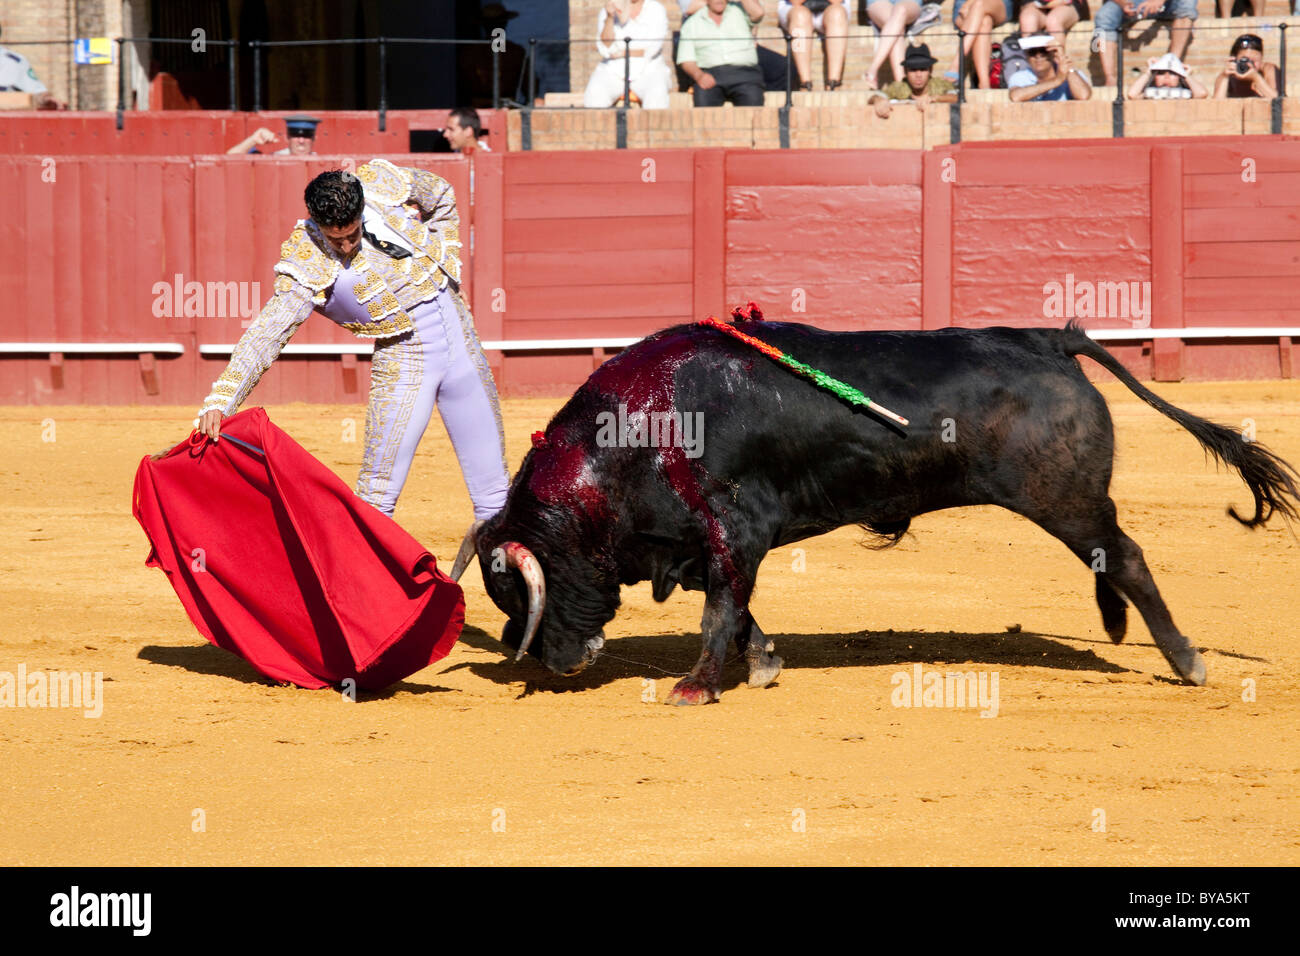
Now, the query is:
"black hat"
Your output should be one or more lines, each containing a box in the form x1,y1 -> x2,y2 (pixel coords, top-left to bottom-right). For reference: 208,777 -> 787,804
476,3 -> 520,21
284,114 -> 321,138
901,44 -> 937,70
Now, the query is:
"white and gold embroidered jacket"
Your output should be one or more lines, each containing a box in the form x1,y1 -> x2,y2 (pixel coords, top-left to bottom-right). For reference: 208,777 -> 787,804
199,159 -> 464,417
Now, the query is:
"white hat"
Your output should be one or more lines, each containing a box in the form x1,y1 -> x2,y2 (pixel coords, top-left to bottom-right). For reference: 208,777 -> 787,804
1149,52 -> 1189,77
1019,34 -> 1053,51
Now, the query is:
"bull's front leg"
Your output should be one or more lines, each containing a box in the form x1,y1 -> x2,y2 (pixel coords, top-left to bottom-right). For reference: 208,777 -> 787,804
666,587 -> 743,705
741,614 -> 782,689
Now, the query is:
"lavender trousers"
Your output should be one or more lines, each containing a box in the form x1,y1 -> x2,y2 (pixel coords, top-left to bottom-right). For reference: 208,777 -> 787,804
355,288 -> 509,520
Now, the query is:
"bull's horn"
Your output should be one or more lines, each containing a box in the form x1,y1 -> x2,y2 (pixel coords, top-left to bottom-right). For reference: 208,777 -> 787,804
502,542 -> 546,662
449,519 -> 484,582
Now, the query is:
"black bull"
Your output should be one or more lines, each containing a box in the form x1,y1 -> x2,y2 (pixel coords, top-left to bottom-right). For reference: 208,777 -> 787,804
460,320 -> 1299,704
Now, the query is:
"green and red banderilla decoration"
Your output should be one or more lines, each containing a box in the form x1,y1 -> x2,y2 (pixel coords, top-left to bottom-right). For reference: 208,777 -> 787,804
699,303 -> 910,429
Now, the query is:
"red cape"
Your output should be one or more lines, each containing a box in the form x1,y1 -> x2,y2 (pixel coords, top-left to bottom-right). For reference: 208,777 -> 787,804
132,407 -> 465,690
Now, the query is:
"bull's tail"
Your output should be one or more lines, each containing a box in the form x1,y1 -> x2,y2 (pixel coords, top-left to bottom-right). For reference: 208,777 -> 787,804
1061,322 -> 1300,528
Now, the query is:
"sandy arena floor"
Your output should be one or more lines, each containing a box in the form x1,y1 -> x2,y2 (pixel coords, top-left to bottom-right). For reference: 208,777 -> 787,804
1,380 -> 1298,866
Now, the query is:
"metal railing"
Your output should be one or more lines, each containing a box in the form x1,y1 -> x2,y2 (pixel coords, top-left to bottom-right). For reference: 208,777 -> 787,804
4,19 -> 1293,145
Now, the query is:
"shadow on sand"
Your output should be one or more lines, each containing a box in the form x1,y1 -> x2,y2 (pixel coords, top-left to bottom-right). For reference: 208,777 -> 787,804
137,643 -> 453,700
449,627 -> 1155,699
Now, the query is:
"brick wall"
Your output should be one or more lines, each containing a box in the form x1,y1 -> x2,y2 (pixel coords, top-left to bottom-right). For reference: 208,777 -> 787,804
509,96 -> 1293,151
0,0 -> 121,109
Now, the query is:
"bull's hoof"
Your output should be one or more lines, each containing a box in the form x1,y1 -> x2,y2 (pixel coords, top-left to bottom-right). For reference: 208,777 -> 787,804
1105,622 -> 1127,644
1168,646 -> 1207,686
746,654 -> 783,689
666,676 -> 720,705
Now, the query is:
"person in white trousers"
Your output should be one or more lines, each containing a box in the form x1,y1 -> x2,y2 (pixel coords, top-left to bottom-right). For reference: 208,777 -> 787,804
583,0 -> 673,108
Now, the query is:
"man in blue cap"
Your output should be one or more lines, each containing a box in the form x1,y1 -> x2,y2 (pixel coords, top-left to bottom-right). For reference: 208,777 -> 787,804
227,114 -> 321,155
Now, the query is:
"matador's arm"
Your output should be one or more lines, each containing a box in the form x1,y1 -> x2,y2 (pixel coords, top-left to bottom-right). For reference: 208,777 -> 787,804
197,275 -> 315,417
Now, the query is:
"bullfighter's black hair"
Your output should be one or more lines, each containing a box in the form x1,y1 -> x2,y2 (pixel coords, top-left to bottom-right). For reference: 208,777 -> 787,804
304,170 -> 364,228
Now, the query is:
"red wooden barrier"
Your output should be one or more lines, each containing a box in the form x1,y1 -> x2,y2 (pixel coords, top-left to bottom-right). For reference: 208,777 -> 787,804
0,110 -> 504,156
2,137 -> 1299,405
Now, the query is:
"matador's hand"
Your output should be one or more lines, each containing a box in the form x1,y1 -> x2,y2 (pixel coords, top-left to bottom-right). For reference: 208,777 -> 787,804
196,409 -> 224,442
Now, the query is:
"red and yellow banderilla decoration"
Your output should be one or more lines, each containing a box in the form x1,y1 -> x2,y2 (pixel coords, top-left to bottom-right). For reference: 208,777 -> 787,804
699,304 -> 910,429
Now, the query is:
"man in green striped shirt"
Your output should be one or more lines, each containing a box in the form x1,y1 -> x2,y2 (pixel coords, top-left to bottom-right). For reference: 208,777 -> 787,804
676,0 -> 766,106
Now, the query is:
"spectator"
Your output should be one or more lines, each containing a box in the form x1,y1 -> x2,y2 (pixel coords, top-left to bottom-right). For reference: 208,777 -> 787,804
1007,33 -> 1093,100
862,1 -> 926,91
1019,0 -> 1091,49
677,0 -> 767,107
1127,52 -> 1207,98
867,43 -> 957,116
443,107 -> 493,153
584,1 -> 673,108
1213,33 -> 1279,99
458,3 -> 526,107
227,115 -> 320,155
948,0 -> 1014,90
779,0 -> 849,91
1216,0 -> 1266,14
1093,0 -> 1196,88
0,24 -> 65,109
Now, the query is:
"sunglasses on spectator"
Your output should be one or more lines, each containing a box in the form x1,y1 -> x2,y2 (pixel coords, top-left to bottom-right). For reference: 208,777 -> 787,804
1232,35 -> 1263,53
1026,49 -> 1052,57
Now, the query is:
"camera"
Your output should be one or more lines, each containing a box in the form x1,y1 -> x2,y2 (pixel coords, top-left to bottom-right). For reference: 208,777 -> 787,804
1235,56 -> 1252,74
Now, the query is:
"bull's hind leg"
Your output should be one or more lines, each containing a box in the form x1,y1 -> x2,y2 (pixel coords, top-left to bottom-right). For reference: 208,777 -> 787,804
1096,576 -> 1128,643
1032,504 -> 1207,685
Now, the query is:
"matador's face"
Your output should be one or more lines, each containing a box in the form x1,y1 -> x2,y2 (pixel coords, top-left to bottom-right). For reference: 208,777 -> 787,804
320,218 -> 363,258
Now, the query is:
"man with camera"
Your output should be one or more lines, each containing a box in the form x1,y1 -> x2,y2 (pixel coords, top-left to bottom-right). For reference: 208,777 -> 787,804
1007,33 -> 1092,101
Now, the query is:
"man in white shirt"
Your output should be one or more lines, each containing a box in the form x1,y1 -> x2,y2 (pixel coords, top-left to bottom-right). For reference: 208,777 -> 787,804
443,107 -> 492,154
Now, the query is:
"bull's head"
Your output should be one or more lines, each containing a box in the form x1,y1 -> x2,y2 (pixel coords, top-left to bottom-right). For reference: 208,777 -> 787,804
450,516 -> 612,677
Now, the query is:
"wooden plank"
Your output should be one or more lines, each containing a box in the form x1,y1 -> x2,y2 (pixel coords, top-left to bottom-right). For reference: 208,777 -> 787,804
1184,171 -> 1300,209
506,181 -> 693,220
1185,276 -> 1298,312
725,149 -> 921,187
1150,144 -> 1184,380
954,183 -> 1150,219
507,283 -> 693,321
473,149 -> 506,353
504,150 -> 695,185
724,184 -> 921,221
504,248 -> 693,287
954,252 -> 1152,281
922,147 -> 954,331
952,144 -> 1150,187
1185,240 -> 1300,278
728,249 -> 922,284
1184,308 -> 1300,326
1185,205 -> 1300,243
502,315 -> 691,340
725,279 -> 921,321
694,150 -> 725,323
504,215 -> 692,253
1181,139 -> 1300,175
